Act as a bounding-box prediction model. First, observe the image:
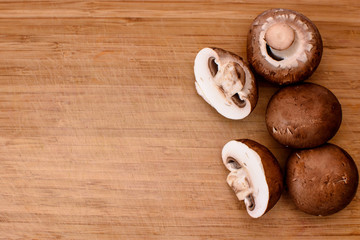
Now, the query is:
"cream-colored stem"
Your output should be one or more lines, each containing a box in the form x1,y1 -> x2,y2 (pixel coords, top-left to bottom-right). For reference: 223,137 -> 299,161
213,62 -> 244,100
265,23 -> 295,51
226,169 -> 252,201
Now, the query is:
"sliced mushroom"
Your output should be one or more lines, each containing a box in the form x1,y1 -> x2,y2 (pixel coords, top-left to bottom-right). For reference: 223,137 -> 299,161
286,144 -> 359,216
247,9 -> 323,85
194,47 -> 258,120
222,139 -> 283,218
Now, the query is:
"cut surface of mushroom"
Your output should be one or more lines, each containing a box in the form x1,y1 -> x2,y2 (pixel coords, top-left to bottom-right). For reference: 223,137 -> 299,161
247,8 -> 323,85
194,47 -> 257,120
227,168 -> 253,201
222,139 -> 283,218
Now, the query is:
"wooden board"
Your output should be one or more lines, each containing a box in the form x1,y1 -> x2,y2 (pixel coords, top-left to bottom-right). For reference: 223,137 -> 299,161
0,1 -> 359,239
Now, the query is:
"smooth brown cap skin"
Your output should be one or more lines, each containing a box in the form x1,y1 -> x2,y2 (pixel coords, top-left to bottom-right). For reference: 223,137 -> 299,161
266,83 -> 342,149
247,8 -> 323,85
286,144 -> 359,216
237,139 -> 283,213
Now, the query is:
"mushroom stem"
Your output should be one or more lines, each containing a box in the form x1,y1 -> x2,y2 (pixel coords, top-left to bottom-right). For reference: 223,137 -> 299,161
226,169 -> 253,201
213,62 -> 245,105
265,23 -> 295,51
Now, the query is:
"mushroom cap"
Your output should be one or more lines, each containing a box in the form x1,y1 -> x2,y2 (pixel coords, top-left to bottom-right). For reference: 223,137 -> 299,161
194,47 -> 258,120
222,139 -> 283,218
286,144 -> 359,216
266,83 -> 342,149
247,8 -> 323,85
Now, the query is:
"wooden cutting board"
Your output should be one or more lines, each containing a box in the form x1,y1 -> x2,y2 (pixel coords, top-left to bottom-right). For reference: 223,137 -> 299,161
0,1 -> 359,239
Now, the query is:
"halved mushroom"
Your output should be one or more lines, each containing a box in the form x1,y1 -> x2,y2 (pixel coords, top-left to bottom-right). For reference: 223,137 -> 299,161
247,9 -> 323,85
286,144 -> 359,216
194,47 -> 258,120
222,139 -> 283,218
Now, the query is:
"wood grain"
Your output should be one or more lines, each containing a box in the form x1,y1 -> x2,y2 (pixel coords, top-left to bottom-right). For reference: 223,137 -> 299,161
0,1 -> 359,239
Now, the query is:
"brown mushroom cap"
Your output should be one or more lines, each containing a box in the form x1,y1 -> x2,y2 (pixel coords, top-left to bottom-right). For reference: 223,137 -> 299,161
222,139 -> 283,218
286,144 -> 359,216
266,83 -> 342,149
247,8 -> 323,85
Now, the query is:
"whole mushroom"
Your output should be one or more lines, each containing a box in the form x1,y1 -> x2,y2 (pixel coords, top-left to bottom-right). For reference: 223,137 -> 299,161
222,139 -> 283,218
266,83 -> 342,149
286,144 -> 359,216
194,47 -> 258,120
247,9 -> 323,85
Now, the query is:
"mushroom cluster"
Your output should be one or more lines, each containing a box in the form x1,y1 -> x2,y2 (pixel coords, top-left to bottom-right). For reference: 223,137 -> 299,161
193,8 -> 358,218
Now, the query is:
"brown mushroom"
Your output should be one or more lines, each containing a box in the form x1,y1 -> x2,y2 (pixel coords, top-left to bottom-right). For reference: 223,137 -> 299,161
265,83 -> 341,149
194,47 -> 258,120
222,139 -> 283,218
286,143 -> 359,216
247,8 -> 323,85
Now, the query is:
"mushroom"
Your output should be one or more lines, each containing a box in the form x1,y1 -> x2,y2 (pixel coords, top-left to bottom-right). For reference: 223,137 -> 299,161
222,139 -> 283,218
266,83 -> 342,149
286,143 -> 359,216
247,8 -> 323,85
194,47 -> 258,120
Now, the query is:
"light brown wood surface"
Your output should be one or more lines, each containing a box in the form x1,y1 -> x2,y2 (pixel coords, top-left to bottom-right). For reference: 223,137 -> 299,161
0,1 -> 359,239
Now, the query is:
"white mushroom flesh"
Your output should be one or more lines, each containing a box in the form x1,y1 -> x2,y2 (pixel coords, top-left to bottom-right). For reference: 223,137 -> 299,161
222,140 -> 269,218
194,48 -> 254,120
259,13 -> 313,68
